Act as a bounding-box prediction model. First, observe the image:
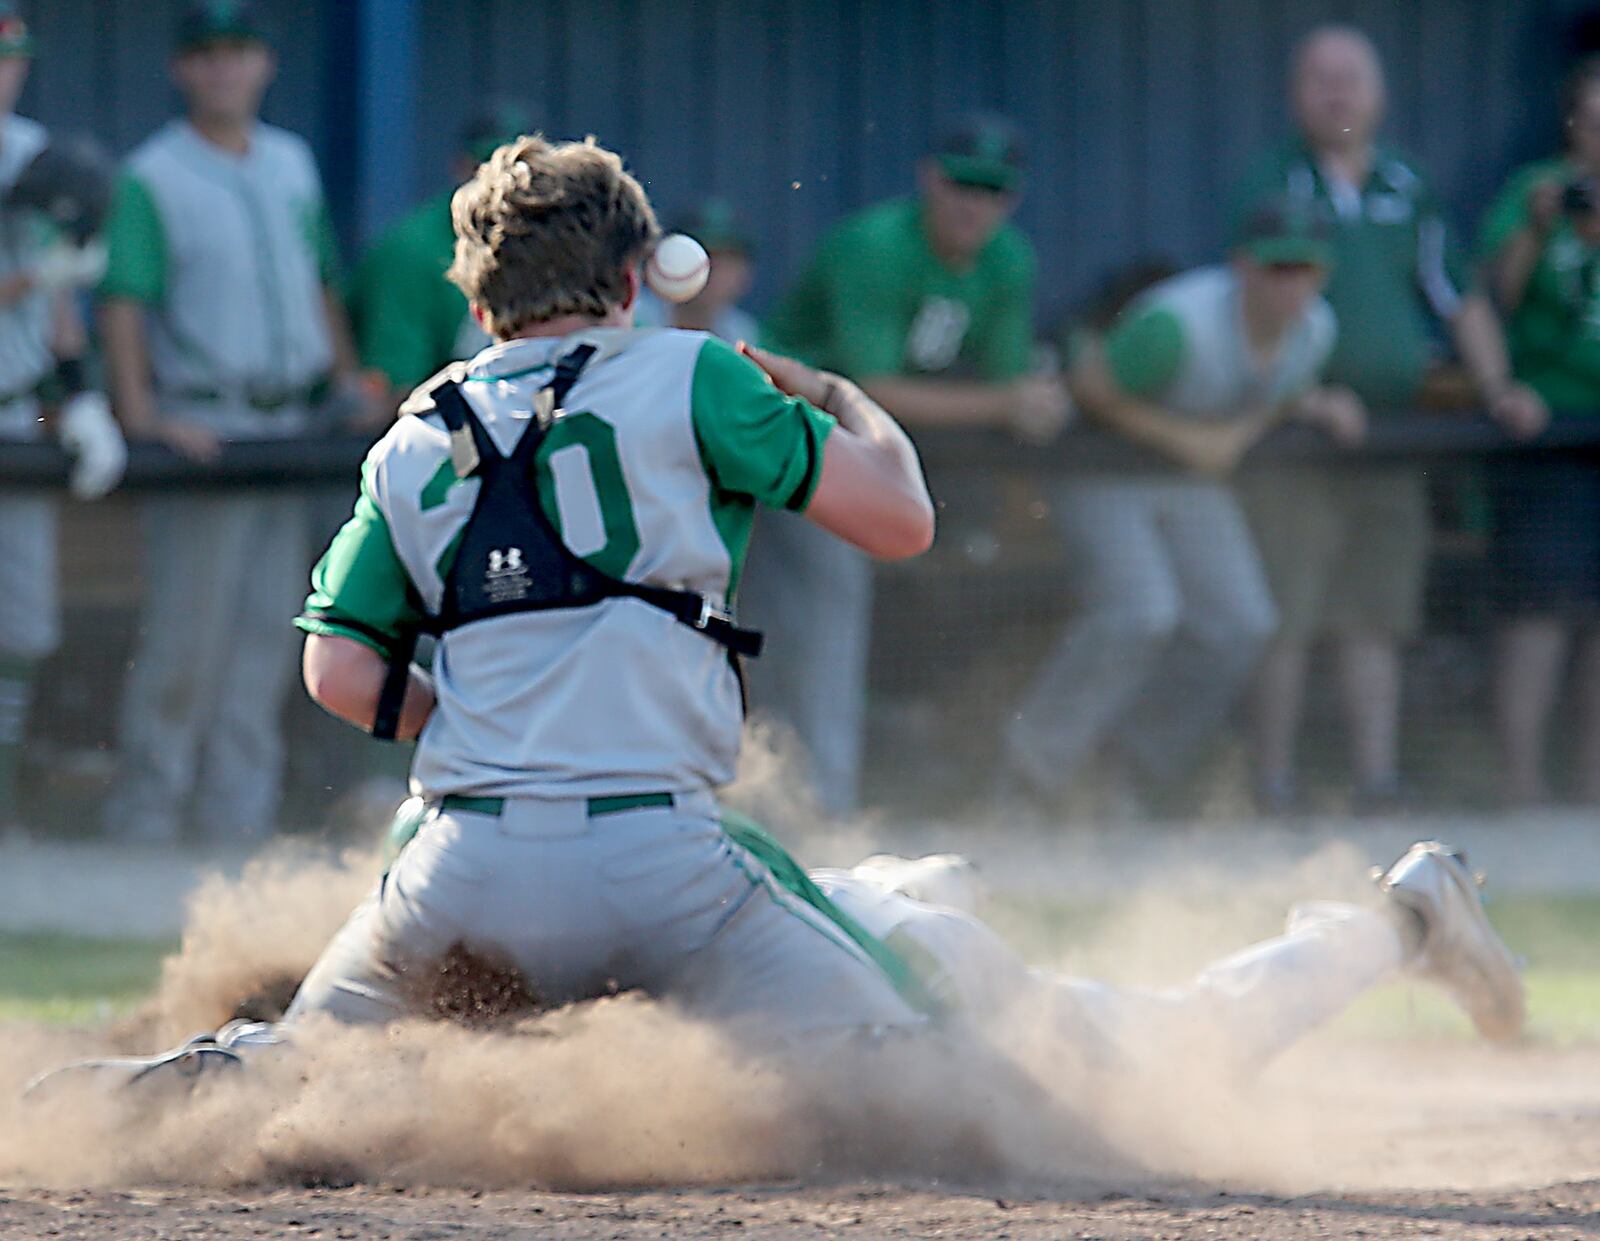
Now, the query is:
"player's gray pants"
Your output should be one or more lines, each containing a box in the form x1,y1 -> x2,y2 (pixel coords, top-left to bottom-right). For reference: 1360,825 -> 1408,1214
0,493 -> 60,662
107,492 -> 310,842
286,792 -> 922,1042
739,510 -> 871,818
1005,477 -> 1277,793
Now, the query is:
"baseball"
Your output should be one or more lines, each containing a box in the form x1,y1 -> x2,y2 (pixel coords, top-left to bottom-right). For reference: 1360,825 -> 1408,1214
645,232 -> 710,303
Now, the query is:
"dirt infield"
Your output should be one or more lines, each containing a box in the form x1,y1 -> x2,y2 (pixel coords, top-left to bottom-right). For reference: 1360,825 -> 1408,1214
2,799 -> 1598,1238
0,1178 -> 1596,1241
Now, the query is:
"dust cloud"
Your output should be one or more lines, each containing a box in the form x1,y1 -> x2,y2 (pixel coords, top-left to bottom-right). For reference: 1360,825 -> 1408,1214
0,744 -> 1588,1196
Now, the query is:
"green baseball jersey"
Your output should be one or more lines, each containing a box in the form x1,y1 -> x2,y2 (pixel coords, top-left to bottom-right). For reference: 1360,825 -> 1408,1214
1232,142 -> 1465,408
297,328 -> 834,800
0,113 -> 54,440
349,190 -> 487,392
1479,159 -> 1600,416
762,196 -> 1035,382
98,120 -> 339,435
1106,265 -> 1335,417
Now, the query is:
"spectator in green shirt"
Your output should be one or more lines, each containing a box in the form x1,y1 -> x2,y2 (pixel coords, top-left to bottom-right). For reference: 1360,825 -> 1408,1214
1232,25 -> 1544,815
750,114 -> 1070,816
1479,57 -> 1600,807
347,104 -> 529,406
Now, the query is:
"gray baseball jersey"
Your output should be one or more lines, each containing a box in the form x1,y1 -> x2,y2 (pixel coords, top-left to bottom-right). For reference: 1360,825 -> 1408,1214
1111,265 -> 1336,418
299,327 -> 835,801
0,114 -> 60,663
98,119 -> 336,436
0,113 -> 53,439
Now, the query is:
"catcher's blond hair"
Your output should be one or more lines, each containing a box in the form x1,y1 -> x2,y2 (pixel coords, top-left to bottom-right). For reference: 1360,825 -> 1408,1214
447,134 -> 659,338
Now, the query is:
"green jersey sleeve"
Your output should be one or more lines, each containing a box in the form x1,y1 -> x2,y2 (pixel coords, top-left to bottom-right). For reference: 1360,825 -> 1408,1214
1105,306 -> 1186,397
971,231 -> 1037,381
296,459 -> 425,654
690,336 -> 836,512
1479,161 -> 1562,263
97,173 -> 166,304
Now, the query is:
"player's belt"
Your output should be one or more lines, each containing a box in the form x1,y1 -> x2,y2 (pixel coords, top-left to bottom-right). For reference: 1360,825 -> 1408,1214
164,377 -> 332,412
439,792 -> 675,819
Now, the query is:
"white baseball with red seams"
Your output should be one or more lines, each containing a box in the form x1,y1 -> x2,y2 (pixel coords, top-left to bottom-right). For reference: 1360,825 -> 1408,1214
645,232 -> 710,303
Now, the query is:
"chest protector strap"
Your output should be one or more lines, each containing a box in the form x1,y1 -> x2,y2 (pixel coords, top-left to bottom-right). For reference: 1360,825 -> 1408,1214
371,345 -> 763,741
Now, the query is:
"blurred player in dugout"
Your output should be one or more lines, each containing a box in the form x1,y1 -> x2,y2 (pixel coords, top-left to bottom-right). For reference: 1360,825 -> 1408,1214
347,104 -> 531,406
758,113 -> 1070,817
1479,57 -> 1600,808
1001,205 -> 1360,819
1232,25 -> 1544,815
97,1 -> 371,843
0,4 -> 127,833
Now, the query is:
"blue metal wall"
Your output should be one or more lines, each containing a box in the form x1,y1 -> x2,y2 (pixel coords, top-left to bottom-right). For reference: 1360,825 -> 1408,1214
19,0 -> 1586,318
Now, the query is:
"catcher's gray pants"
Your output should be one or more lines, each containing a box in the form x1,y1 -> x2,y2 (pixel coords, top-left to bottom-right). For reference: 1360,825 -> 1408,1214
1005,476 -> 1276,793
108,492 -> 309,842
287,792 -> 921,1042
0,493 -> 60,662
739,510 -> 871,818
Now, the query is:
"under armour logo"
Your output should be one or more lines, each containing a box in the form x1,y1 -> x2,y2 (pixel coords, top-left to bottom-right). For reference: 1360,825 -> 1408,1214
488,547 -> 524,576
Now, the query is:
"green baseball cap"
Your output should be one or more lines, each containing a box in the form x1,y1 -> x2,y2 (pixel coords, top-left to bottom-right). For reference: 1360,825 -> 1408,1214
1236,200 -> 1334,267
932,113 -> 1025,192
670,199 -> 752,256
460,101 -> 534,164
0,4 -> 36,59
176,0 -> 268,52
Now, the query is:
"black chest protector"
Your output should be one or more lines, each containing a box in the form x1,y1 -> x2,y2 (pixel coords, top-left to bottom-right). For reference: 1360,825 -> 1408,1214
371,345 -> 762,740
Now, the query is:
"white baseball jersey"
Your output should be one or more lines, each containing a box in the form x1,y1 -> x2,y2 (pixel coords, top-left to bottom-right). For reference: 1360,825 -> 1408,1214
0,113 -> 53,439
299,327 -> 835,800
101,120 -> 336,435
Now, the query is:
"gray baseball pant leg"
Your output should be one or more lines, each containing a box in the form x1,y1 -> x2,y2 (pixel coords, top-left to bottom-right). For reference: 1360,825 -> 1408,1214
0,494 -> 60,663
287,794 -> 921,1042
1036,902 -> 1403,1080
0,494 -> 59,814
111,493 -> 306,842
190,492 -> 309,840
110,495 -> 247,842
739,510 -> 871,818
1111,481 -> 1277,784
1003,478 -> 1182,797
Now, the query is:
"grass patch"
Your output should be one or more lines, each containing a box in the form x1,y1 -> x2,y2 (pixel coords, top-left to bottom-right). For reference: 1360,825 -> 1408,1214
1,896 -> 1596,1042
0,932 -> 175,1025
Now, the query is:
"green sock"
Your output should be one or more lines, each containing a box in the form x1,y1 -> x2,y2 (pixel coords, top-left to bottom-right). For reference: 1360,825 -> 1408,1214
0,655 -> 37,815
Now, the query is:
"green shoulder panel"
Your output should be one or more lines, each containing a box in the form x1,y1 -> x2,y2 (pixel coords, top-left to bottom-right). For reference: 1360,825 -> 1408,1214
690,336 -> 836,511
1105,304 -> 1186,398
690,336 -> 836,595
296,454 -> 425,653
97,172 -> 166,304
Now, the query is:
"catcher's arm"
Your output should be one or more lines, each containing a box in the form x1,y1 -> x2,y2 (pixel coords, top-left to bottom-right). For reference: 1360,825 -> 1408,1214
738,342 -> 934,560
302,632 -> 435,740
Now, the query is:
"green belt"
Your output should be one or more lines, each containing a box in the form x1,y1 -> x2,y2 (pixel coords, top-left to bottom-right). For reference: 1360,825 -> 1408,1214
166,376 -> 331,412
440,791 -> 675,819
